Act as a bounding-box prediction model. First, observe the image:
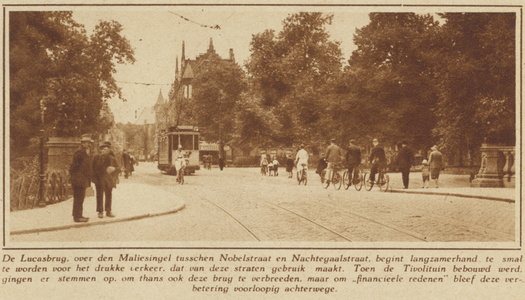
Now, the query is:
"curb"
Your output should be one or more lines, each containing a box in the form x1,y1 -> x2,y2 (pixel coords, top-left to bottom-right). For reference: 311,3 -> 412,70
10,202 -> 186,236
389,189 -> 515,203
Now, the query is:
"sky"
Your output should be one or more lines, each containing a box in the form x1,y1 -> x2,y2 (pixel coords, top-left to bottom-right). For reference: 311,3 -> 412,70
72,7 -> 373,124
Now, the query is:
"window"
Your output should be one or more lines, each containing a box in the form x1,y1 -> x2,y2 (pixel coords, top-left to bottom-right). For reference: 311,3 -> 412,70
180,134 -> 193,150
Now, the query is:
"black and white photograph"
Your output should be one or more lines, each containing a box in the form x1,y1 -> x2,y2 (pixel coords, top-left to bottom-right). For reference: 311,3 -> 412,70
2,1 -> 523,299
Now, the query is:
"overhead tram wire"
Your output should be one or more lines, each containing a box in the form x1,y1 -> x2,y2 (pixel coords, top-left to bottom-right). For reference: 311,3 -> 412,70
117,81 -> 173,86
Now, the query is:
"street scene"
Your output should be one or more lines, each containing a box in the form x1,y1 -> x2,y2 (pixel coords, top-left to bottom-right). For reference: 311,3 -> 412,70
10,162 -> 515,243
8,8 -> 518,245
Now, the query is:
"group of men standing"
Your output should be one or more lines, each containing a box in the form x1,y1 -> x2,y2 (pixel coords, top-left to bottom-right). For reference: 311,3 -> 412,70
69,135 -> 121,223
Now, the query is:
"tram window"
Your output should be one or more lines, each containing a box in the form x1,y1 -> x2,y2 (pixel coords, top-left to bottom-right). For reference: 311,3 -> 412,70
180,135 -> 193,150
172,135 -> 180,149
194,135 -> 199,150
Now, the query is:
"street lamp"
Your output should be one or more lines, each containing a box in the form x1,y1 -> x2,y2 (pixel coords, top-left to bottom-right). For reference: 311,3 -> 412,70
38,102 -> 47,207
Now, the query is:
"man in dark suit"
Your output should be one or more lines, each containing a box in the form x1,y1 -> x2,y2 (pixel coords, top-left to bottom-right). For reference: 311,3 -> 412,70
69,134 -> 93,222
92,141 -> 119,218
345,139 -> 361,185
397,140 -> 414,189
368,138 -> 386,183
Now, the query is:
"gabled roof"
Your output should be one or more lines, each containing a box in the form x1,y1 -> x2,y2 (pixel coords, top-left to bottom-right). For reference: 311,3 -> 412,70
182,62 -> 195,80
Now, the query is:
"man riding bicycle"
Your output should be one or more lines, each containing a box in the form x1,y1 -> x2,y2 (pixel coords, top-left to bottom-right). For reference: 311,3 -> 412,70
295,144 -> 309,179
368,138 -> 386,183
345,139 -> 361,185
174,144 -> 186,183
324,138 -> 343,184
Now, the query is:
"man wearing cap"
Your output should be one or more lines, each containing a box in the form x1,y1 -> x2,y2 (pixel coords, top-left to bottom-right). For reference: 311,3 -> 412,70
92,141 -> 118,218
428,145 -> 443,188
368,138 -> 387,183
397,140 -> 413,189
345,139 -> 361,186
69,134 -> 93,222
324,138 -> 343,183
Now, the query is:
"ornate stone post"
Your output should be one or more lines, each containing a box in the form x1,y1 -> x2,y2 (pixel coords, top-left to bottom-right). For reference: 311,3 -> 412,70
502,147 -> 515,188
470,144 -> 506,187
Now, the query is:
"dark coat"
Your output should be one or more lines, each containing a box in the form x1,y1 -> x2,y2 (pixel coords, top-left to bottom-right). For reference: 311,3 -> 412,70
286,158 -> 294,172
345,145 -> 361,167
92,154 -> 119,189
397,146 -> 413,170
69,147 -> 92,188
369,145 -> 387,165
316,158 -> 328,174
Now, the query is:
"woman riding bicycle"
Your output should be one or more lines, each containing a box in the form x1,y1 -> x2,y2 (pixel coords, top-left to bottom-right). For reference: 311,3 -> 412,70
368,138 -> 387,183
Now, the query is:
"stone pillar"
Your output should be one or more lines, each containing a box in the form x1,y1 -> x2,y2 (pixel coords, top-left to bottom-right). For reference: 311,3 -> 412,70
502,147 -> 515,188
470,144 -> 507,188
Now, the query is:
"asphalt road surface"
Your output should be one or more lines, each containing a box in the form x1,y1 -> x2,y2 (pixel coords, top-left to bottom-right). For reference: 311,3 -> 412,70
11,162 -> 515,243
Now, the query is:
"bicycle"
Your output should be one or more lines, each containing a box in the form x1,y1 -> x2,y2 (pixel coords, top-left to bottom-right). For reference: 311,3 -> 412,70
261,165 -> 267,176
364,168 -> 389,192
296,163 -> 307,185
343,167 -> 363,191
321,163 -> 343,190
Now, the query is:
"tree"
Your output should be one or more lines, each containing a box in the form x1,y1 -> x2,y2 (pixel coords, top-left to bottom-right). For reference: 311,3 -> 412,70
191,56 -> 246,148
10,11 -> 135,162
432,13 -> 515,155
346,13 -> 440,149
244,12 -> 344,147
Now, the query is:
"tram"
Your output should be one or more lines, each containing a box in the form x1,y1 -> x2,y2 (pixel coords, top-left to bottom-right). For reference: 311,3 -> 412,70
158,125 -> 200,175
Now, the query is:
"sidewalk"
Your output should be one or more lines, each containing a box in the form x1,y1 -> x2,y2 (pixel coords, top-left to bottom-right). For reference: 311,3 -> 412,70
9,180 -> 185,235
380,172 -> 516,203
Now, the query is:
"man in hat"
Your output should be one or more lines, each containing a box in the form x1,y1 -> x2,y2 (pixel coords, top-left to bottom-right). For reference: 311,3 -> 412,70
397,140 -> 413,189
92,141 -> 118,218
69,134 -> 93,222
345,139 -> 361,186
428,145 -> 443,188
368,138 -> 387,183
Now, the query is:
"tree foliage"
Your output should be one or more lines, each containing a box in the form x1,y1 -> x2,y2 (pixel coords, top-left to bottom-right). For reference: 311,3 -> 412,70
191,56 -> 246,143
10,11 -> 135,160
432,13 -> 515,152
244,12 -> 343,147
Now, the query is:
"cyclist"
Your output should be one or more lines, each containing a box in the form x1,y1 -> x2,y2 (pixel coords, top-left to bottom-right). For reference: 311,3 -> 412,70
324,138 -> 343,184
345,139 -> 361,185
174,144 -> 186,183
295,144 -> 309,180
368,138 -> 387,183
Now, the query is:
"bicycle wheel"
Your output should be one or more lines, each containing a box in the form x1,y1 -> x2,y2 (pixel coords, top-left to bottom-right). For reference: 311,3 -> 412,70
364,173 -> 373,191
333,172 -> 342,190
321,169 -> 329,189
354,169 -> 363,191
343,171 -> 351,190
379,174 -> 389,192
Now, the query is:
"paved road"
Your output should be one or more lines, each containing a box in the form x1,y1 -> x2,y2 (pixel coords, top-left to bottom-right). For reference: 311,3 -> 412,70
11,162 -> 515,243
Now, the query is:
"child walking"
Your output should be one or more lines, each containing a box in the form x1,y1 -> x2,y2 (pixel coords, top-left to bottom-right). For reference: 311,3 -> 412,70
421,159 -> 430,188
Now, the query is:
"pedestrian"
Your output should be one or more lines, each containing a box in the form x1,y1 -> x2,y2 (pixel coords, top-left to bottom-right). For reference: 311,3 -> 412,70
345,139 -> 361,186
92,141 -> 119,218
206,153 -> 213,170
268,159 -> 274,177
219,155 -> 225,171
397,140 -> 413,189
122,149 -> 131,178
260,154 -> 268,175
428,145 -> 443,188
286,155 -> 294,178
368,138 -> 387,183
316,153 -> 327,182
421,159 -> 430,188
324,138 -> 343,183
272,156 -> 279,176
69,134 -> 93,223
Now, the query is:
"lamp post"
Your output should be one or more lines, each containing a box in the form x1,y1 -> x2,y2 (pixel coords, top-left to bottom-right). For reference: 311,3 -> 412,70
38,101 -> 47,207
